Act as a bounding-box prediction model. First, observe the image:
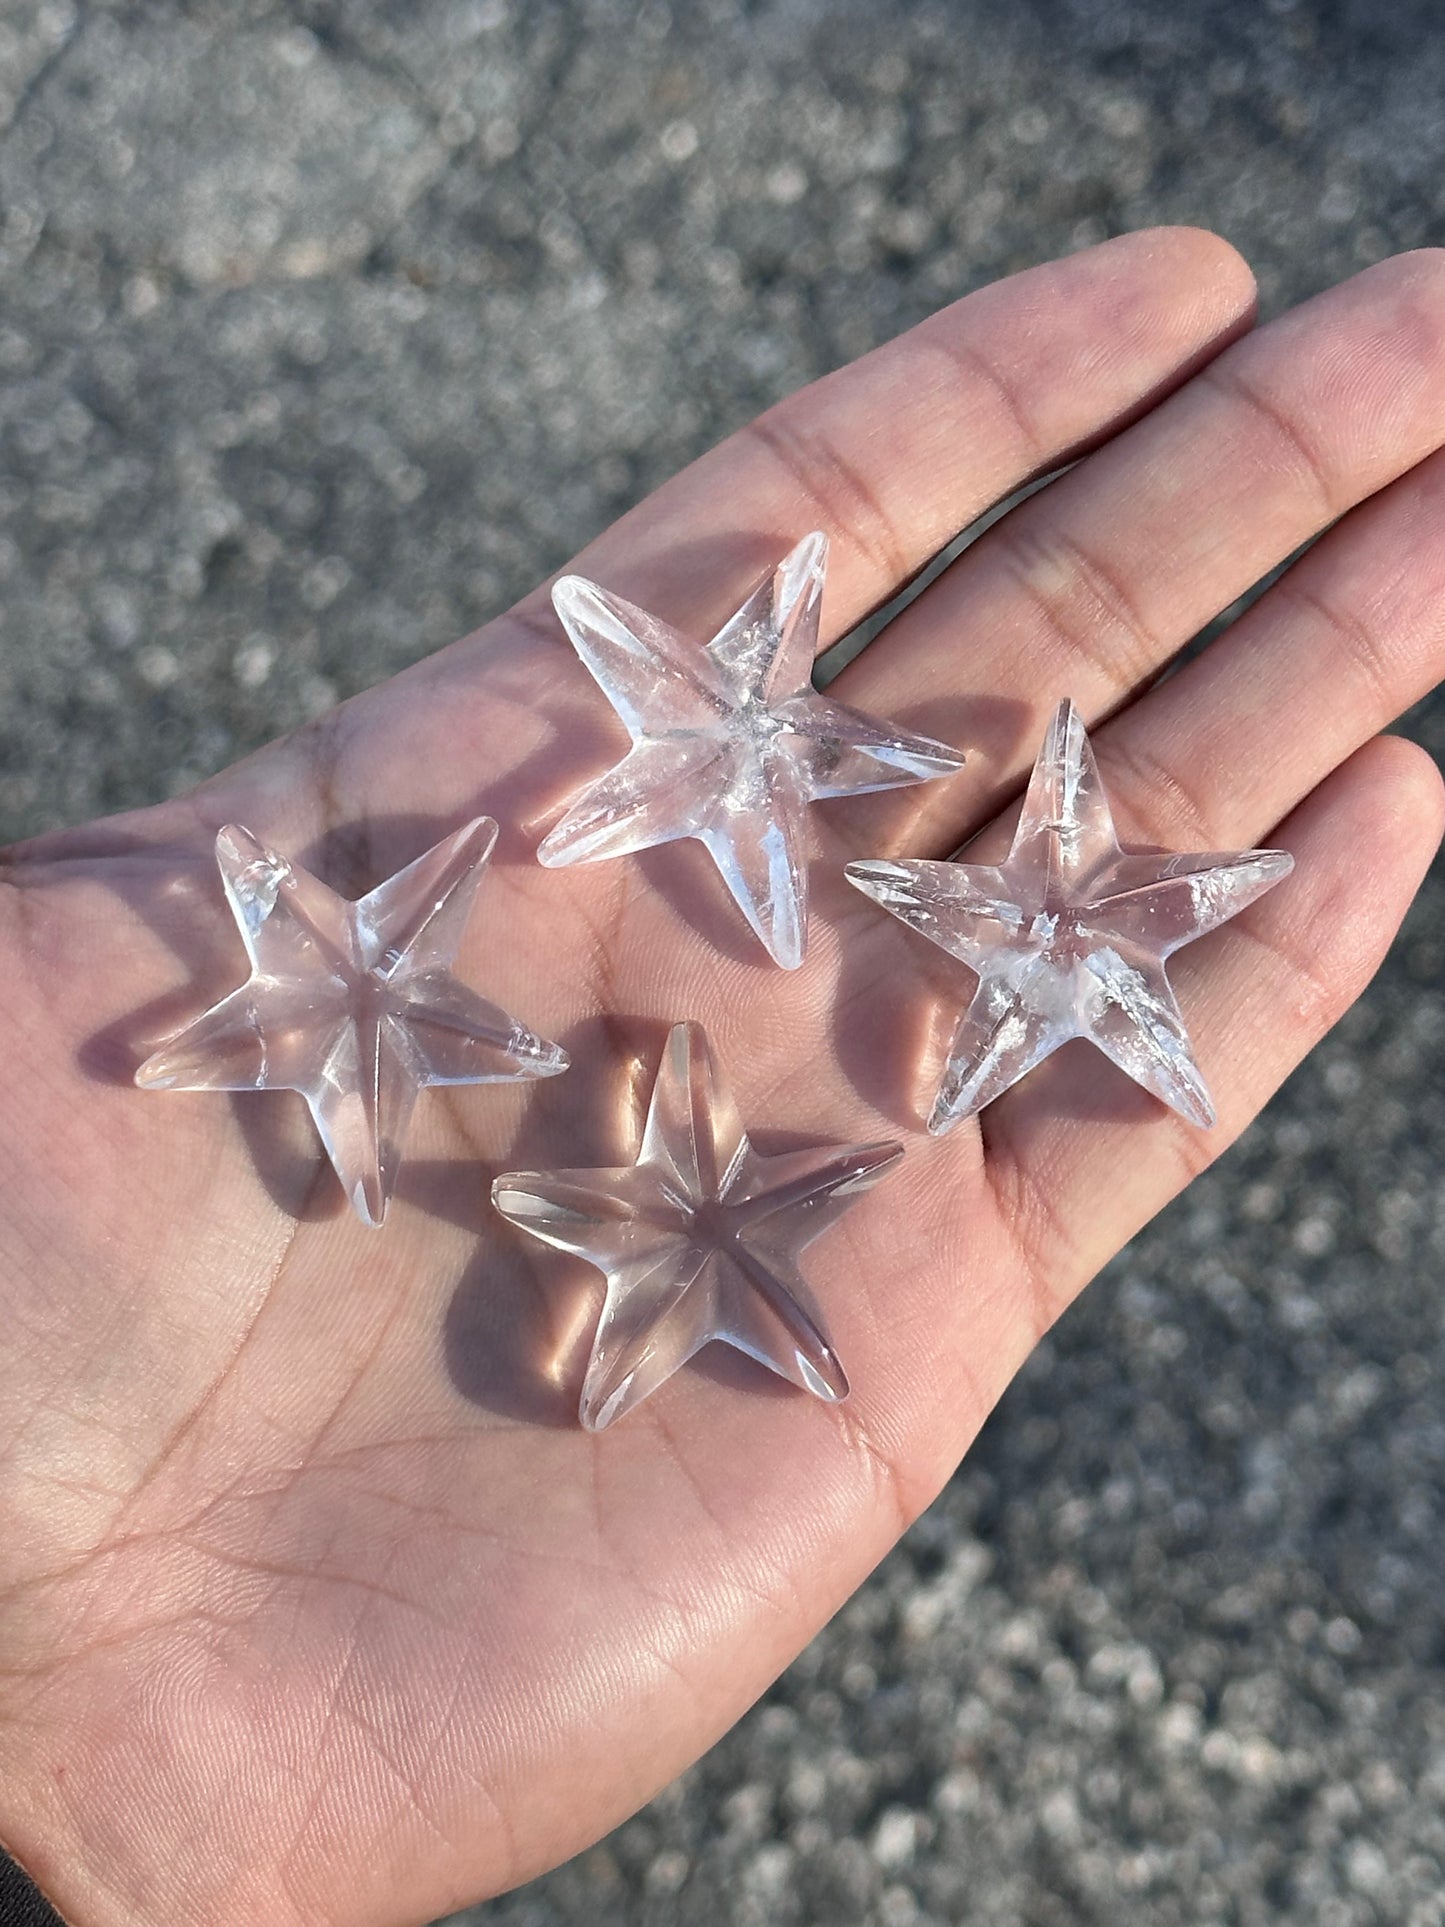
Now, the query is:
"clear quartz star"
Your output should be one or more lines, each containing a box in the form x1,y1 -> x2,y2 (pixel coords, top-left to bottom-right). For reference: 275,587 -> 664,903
136,818 -> 568,1227
846,698 -> 1293,1133
492,1022 -> 903,1431
537,532 -> 966,969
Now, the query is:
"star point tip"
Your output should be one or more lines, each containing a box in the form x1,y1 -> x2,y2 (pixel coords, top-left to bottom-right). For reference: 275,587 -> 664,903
579,1366 -> 641,1433
926,1092 -> 969,1137
795,1349 -> 850,1403
214,821 -> 261,859
925,741 -> 969,772
350,1175 -> 390,1229
1171,1084 -> 1217,1131
844,858 -> 922,913
532,827 -> 574,868
490,1175 -> 544,1225
768,933 -> 806,971
661,1019 -> 716,1091
787,527 -> 829,565
455,813 -> 500,854
843,858 -> 891,889
550,570 -> 594,607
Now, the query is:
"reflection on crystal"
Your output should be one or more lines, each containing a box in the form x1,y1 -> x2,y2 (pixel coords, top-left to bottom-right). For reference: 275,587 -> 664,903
538,532 -> 966,969
137,818 -> 568,1226
847,698 -> 1292,1132
493,1022 -> 902,1430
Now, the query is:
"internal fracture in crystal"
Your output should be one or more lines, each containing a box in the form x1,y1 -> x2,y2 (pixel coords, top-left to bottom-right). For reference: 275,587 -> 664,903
136,818 -> 568,1226
847,699 -> 1292,1132
493,1022 -> 902,1430
538,532 -> 965,969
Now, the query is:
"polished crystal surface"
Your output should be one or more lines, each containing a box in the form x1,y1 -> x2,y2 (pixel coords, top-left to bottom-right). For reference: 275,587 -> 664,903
847,699 -> 1293,1133
537,532 -> 966,969
493,1022 -> 902,1430
137,818 -> 568,1226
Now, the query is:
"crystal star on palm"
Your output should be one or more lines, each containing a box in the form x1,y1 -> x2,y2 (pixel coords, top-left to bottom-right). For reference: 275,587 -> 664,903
492,1022 -> 902,1430
137,818 -> 568,1227
537,532 -> 966,969
847,699 -> 1293,1133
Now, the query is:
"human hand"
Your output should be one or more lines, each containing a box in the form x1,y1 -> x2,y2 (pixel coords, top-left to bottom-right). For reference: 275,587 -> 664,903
0,228 -> 1441,1927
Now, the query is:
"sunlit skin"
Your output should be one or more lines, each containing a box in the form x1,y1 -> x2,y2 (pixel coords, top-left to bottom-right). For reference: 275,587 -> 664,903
1,231 -> 1444,1927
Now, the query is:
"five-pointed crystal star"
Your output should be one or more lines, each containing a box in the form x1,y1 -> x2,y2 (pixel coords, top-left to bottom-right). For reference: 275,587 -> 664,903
136,817 -> 568,1227
492,1022 -> 903,1430
537,531 -> 966,970
846,698 -> 1293,1134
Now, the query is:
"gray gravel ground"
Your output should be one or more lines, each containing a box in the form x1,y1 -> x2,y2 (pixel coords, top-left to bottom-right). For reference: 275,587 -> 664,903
2,1 -> 1444,1922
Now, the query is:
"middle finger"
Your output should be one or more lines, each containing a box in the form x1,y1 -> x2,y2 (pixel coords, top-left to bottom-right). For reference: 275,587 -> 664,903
832,249 -> 1445,855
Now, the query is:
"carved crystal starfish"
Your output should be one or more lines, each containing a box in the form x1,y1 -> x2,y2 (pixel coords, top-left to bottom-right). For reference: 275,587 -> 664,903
137,818 -> 568,1226
847,699 -> 1293,1133
537,532 -> 966,969
492,1022 -> 902,1430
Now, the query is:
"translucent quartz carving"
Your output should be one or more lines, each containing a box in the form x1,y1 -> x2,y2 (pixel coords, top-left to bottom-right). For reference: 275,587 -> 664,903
847,699 -> 1292,1132
493,1022 -> 902,1429
137,818 -> 568,1226
538,532 -> 965,969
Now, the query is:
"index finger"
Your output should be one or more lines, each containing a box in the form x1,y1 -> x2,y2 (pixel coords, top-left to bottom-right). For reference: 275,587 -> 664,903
160,230 -> 1256,862
511,227 -> 1256,654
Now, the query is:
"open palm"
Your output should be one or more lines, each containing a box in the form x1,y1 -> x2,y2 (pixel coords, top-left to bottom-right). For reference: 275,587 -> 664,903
1,229 -> 1443,1927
